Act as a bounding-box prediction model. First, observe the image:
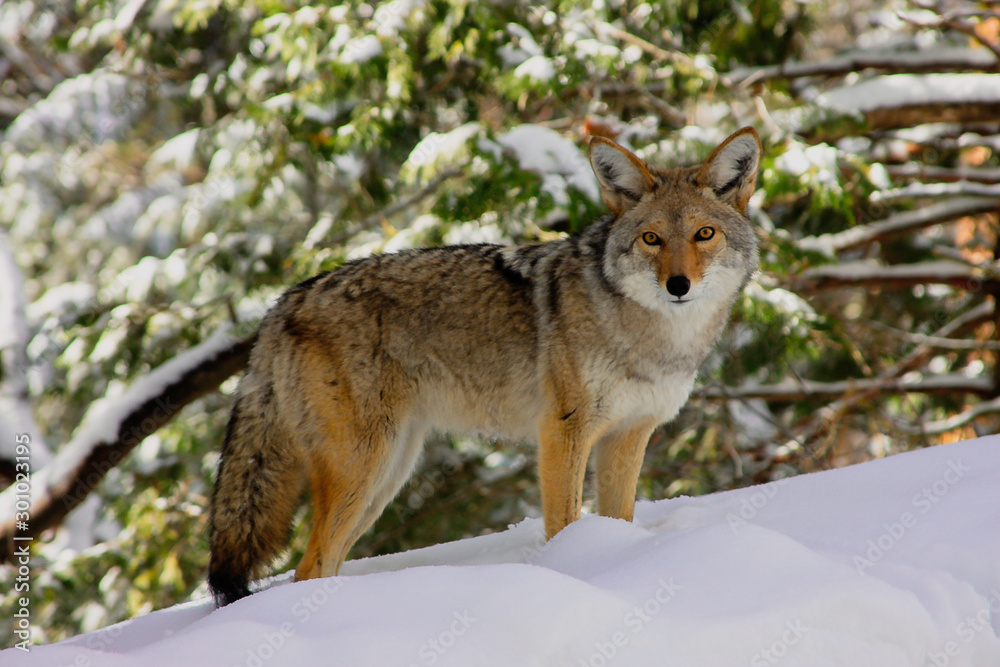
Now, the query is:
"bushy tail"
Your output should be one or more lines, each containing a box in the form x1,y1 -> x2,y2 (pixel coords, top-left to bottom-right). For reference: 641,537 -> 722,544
208,385 -> 305,606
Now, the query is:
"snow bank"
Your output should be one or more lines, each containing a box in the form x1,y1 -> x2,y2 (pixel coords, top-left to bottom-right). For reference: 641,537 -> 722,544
5,436 -> 1000,665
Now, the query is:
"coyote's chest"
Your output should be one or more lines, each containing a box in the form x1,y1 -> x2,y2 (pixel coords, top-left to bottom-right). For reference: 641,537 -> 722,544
601,365 -> 698,427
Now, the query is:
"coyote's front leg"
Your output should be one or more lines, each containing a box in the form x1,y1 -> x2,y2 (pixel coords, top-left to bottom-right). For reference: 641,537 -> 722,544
537,410 -> 604,539
595,422 -> 657,521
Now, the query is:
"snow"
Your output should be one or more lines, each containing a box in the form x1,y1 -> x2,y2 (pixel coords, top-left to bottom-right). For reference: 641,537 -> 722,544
339,35 -> 383,64
513,55 -> 556,82
773,142 -> 841,189
7,436 -> 1000,665
402,122 -> 482,175
497,124 -> 600,204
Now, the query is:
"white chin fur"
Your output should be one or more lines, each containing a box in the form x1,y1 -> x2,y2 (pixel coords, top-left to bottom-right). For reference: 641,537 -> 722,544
618,265 -> 744,321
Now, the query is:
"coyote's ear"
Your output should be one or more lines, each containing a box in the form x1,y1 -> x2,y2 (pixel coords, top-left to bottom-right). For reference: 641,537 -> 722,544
695,127 -> 761,214
589,137 -> 657,216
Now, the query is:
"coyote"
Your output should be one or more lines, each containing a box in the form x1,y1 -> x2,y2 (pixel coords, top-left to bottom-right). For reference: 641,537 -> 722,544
208,127 -> 761,606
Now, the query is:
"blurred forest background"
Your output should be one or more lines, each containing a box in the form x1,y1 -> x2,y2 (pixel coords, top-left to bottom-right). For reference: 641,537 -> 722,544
1,0 -> 998,643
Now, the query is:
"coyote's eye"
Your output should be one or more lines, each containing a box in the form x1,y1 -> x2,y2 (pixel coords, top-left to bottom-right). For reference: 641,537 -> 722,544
641,231 -> 661,246
695,226 -> 715,241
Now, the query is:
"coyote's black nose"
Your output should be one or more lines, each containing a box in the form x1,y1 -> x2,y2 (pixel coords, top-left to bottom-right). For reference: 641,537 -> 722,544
666,275 -> 690,297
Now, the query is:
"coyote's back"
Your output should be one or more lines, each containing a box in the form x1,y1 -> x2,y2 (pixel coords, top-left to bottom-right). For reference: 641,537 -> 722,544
209,127 -> 761,606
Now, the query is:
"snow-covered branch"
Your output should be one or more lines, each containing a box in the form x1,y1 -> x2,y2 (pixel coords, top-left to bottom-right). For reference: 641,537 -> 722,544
790,259 -> 994,291
796,197 -> 997,254
871,182 -> 1000,202
815,73 -> 1000,131
885,164 -> 1000,184
0,328 -> 253,562
728,47 -> 997,85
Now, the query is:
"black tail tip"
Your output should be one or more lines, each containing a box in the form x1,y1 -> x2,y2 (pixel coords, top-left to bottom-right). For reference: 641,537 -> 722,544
209,570 -> 252,607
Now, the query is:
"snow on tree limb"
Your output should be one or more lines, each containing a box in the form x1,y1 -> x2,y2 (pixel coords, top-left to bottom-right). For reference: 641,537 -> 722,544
815,74 -> 1000,130
0,327 -> 253,562
790,259 -> 995,291
885,164 -> 1000,185
796,197 -> 999,254
871,182 -> 1000,202
728,48 -> 998,85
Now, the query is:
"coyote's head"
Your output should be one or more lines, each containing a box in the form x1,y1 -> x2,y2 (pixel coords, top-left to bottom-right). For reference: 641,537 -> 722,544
589,128 -> 761,316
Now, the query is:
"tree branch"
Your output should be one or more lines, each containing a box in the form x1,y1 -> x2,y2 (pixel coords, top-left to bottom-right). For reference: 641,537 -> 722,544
813,74 -> 1000,131
893,395 -> 1000,435
901,3 -> 1000,62
0,329 -> 253,562
885,164 -> 1000,184
728,48 -> 998,85
789,260 -> 995,291
871,182 -> 1000,202
699,373 -> 994,402
797,197 -> 998,254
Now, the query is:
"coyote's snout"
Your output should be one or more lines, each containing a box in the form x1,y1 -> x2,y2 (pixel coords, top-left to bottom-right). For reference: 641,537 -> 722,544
208,127 -> 762,606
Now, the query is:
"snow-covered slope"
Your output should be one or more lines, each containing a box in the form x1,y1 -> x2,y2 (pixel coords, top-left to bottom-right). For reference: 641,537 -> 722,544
6,436 -> 1000,666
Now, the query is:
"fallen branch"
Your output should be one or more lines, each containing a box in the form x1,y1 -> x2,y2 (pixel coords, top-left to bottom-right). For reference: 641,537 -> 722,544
0,328 -> 254,562
796,197 -> 998,254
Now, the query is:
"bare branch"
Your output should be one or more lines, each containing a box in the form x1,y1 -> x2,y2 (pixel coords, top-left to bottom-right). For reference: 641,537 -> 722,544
901,3 -> 1000,62
864,319 -> 1000,351
699,373 -> 994,402
894,396 -> 1000,435
0,330 -> 254,562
